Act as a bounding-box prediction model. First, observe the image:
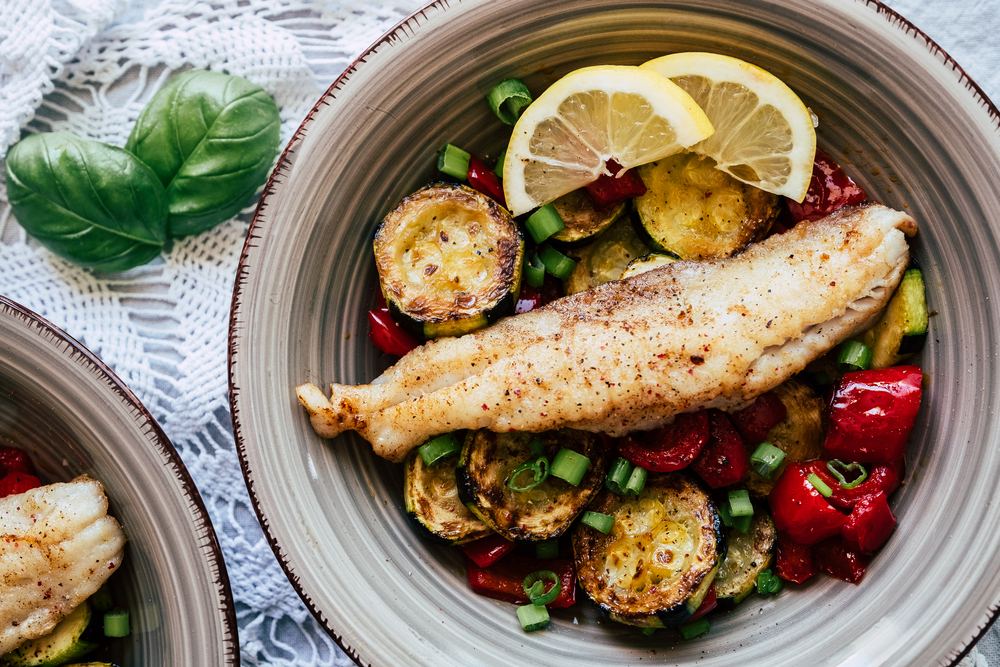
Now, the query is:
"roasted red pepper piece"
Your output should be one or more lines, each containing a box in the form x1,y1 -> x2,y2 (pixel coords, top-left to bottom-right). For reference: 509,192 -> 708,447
460,533 -> 516,568
467,155 -> 507,208
808,459 -> 903,512
367,308 -> 420,357
812,536 -> 868,583
823,366 -> 923,463
690,410 -> 749,488
785,147 -> 867,223
514,274 -> 563,314
0,471 -> 41,497
769,462 -> 847,545
840,490 -> 896,554
466,554 -> 576,608
728,391 -> 787,446
775,531 -> 818,583
584,159 -> 647,209
617,411 -> 710,472
688,582 -> 717,622
0,447 -> 35,476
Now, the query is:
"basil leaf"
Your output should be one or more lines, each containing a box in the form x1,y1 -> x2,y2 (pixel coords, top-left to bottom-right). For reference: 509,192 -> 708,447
125,70 -> 281,238
5,132 -> 167,272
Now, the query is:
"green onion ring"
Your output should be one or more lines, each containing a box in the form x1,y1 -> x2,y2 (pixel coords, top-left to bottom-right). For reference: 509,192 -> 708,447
506,457 -> 550,492
522,570 -> 561,606
826,459 -> 868,489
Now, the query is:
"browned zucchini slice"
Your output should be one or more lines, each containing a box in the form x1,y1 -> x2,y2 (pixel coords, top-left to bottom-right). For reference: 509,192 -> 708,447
549,188 -> 626,245
403,450 -> 492,545
715,510 -> 776,608
456,429 -> 607,542
572,473 -> 724,628
374,182 -> 523,340
742,380 -> 825,497
620,252 -> 677,280
563,216 -> 652,295
635,152 -> 780,259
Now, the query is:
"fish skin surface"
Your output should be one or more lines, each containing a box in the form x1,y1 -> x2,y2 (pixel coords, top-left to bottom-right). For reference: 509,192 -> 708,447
0,477 -> 126,654
298,203 -> 917,462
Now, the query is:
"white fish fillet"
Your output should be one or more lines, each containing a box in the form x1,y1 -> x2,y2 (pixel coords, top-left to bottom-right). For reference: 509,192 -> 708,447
298,203 -> 917,462
0,476 -> 126,654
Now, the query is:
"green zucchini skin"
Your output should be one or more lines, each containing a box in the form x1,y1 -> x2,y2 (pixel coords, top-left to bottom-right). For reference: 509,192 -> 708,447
2,601 -> 98,666
563,215 -> 652,295
714,510 -> 776,609
867,268 -> 928,368
374,182 -> 524,340
457,429 -> 608,543
620,252 -> 677,280
403,450 -> 493,546
572,473 -> 725,628
549,189 -> 626,245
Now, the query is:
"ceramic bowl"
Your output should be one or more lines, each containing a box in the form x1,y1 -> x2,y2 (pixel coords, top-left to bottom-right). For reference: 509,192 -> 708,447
0,296 -> 238,665
229,1 -> 1000,665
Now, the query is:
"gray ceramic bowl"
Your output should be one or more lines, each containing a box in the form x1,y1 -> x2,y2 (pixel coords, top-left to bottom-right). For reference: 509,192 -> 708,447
230,1 -> 1000,665
0,296 -> 238,665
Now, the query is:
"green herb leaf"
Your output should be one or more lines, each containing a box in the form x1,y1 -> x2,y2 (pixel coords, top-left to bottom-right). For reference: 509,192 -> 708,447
4,132 -> 167,272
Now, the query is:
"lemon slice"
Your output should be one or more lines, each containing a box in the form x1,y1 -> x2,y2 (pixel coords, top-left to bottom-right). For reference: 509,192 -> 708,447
502,66 -> 714,216
640,52 -> 817,203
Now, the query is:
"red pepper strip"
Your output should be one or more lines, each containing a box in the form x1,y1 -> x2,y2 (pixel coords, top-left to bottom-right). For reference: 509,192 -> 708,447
584,159 -> 647,209
690,410 -> 749,489
812,536 -> 868,583
460,533 -> 516,568
466,554 -> 576,608
688,583 -> 717,622
728,391 -> 787,446
514,274 -> 563,314
467,155 -> 507,208
841,490 -> 896,554
785,147 -> 867,222
775,531 -> 818,583
0,447 -> 35,477
768,462 -> 847,545
367,309 -> 419,357
617,411 -> 710,472
823,366 -> 923,463
808,459 -> 903,512
0,471 -> 41,497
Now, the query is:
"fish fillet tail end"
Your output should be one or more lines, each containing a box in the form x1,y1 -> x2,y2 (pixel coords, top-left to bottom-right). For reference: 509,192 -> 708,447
295,383 -> 364,438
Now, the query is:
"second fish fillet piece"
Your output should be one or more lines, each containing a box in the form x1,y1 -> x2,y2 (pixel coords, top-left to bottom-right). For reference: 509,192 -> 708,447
298,203 -> 917,462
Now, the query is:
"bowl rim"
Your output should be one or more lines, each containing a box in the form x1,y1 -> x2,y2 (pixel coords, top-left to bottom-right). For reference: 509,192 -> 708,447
0,293 -> 241,666
228,1 -> 1000,665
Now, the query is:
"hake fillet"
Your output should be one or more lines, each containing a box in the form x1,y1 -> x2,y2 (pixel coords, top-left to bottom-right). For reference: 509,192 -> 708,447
0,476 -> 126,654
298,203 -> 917,462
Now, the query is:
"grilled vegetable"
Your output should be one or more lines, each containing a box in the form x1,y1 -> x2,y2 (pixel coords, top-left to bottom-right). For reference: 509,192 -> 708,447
374,182 -> 524,339
457,430 -> 607,542
635,152 -> 780,259
865,268 -> 928,369
620,252 -> 677,279
715,511 -> 776,608
2,602 -> 98,666
572,473 -> 724,628
550,189 -> 626,245
403,450 -> 492,545
563,216 -> 652,295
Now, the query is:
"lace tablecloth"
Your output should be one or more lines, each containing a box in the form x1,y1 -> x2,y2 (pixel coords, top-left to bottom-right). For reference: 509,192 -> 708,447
0,0 -> 996,665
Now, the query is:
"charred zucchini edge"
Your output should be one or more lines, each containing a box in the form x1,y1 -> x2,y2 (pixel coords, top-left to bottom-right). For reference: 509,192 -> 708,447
403,450 -> 493,545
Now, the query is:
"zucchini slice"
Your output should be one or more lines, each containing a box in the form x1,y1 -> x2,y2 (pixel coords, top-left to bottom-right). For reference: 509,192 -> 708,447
563,216 -> 652,295
572,473 -> 724,628
715,511 -> 776,608
549,189 -> 626,245
867,268 -> 929,368
457,429 -> 608,542
635,152 -> 780,259
374,182 -> 524,340
403,449 -> 493,545
620,252 -> 677,280
2,602 -> 98,666
742,380 -> 825,497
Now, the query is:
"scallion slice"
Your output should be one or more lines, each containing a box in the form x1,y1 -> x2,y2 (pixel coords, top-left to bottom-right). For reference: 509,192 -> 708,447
732,513 -> 752,533
550,448 -> 590,486
506,457 -> 550,492
756,568 -> 783,595
807,472 -> 833,498
437,143 -> 471,180
640,627 -> 657,637
523,570 -> 561,606
517,603 -> 550,632
749,442 -> 786,479
728,489 -> 754,517
535,539 -> 559,559
624,466 -> 647,495
679,618 -> 710,640
716,501 -> 734,528
604,457 -> 634,494
418,433 -> 461,466
487,78 -> 533,125
581,510 -> 615,534
836,339 -> 873,372
827,459 -> 868,489
524,252 -> 546,288
525,203 -> 566,244
104,609 -> 130,638
538,244 -> 576,280
494,149 -> 506,178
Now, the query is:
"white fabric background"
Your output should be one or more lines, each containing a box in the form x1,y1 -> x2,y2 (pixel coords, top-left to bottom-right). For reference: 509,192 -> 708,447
0,0 -> 996,665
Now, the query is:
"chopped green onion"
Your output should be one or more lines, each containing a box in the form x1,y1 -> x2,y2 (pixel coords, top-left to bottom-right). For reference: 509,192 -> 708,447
537,244 -> 576,280
836,340 -> 873,372
487,78 -> 533,125
732,513 -> 752,533
550,448 -> 591,486
581,510 -> 615,534
756,569 -> 783,595
624,466 -> 647,495
728,489 -> 754,517
750,442 -> 786,479
525,203 -> 566,244
604,457 -> 634,494
494,149 -> 506,178
535,539 -> 559,559
437,143 -> 471,180
517,602 -> 550,632
507,457 -> 550,492
716,500 -> 734,527
524,252 -> 546,287
523,570 -> 561,606
808,472 -> 833,497
418,433 -> 461,466
104,609 -> 130,637
679,618 -> 710,639
827,460 -> 869,489
640,627 -> 657,636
